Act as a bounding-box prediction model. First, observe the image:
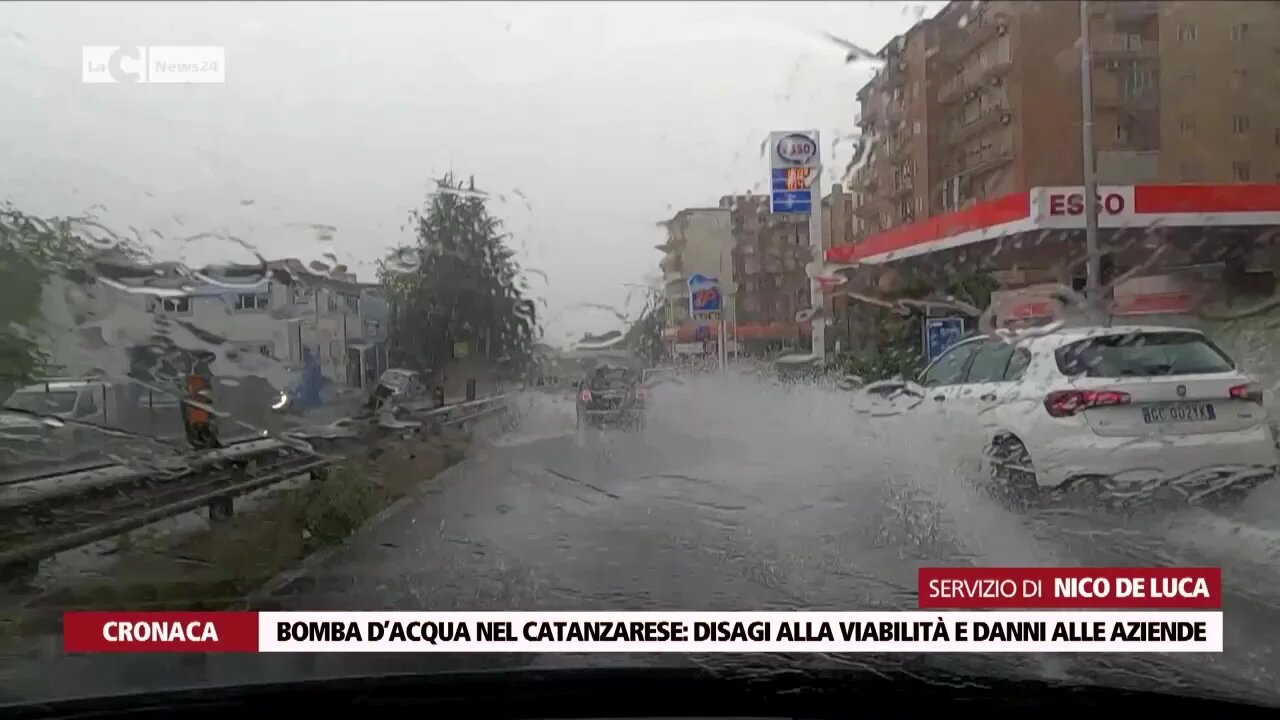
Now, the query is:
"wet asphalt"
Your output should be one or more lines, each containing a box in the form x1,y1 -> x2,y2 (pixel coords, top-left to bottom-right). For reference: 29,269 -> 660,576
3,376 -> 1280,706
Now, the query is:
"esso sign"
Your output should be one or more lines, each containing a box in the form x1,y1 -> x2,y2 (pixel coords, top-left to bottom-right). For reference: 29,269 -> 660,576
776,133 -> 817,165
1048,191 -> 1126,216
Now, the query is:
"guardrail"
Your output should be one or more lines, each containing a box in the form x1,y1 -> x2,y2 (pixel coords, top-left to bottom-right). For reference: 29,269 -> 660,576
0,392 -> 513,583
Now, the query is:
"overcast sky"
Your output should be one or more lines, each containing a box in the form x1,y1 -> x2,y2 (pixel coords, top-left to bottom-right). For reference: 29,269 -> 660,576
0,1 -> 941,344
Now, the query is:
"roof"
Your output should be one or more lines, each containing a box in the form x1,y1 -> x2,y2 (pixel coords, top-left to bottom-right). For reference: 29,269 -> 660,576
827,184 -> 1280,265
268,258 -> 367,291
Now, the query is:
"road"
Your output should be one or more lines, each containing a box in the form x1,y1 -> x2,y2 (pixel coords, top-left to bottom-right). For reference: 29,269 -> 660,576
3,375 -> 1280,706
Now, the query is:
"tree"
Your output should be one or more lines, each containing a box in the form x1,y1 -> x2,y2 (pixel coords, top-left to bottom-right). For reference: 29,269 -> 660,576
624,286 -> 667,367
381,174 -> 539,380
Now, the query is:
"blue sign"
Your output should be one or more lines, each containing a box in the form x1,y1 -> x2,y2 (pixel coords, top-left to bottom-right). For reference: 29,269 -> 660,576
770,169 -> 813,214
923,317 -> 966,363
688,273 -> 722,316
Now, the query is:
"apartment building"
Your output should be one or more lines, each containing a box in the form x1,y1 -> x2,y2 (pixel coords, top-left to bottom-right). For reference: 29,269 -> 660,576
657,207 -> 735,355
851,0 -> 1279,226
36,259 -> 386,392
722,194 -> 807,326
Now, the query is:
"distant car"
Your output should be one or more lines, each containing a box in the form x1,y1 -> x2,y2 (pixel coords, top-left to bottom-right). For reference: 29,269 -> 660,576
866,325 -> 1278,507
366,368 -> 427,412
576,366 -> 645,432
640,367 -> 679,407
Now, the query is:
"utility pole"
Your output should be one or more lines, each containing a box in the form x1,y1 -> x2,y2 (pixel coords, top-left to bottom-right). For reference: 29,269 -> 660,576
808,130 -> 826,365
1079,0 -> 1102,314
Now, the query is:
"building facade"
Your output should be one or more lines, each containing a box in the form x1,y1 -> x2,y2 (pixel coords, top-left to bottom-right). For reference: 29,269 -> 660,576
832,0 -> 1280,353
852,0 -> 1279,233
35,258 -> 386,392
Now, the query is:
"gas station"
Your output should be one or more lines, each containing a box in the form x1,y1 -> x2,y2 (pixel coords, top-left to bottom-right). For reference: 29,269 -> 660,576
823,183 -> 1280,339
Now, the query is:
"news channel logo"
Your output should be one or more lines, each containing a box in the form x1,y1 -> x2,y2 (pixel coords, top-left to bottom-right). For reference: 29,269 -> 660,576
82,46 -> 226,84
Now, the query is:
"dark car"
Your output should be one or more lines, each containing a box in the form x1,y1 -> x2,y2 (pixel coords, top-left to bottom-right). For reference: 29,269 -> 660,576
575,365 -> 645,432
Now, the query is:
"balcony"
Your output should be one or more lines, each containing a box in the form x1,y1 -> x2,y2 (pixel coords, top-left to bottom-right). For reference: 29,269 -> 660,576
937,59 -> 1013,105
947,105 -> 1012,145
951,144 -> 1014,178
891,176 -> 914,197
877,57 -> 908,88
882,134 -> 910,162
939,13 -> 1009,64
1093,1 -> 1160,18
850,164 -> 876,190
1092,33 -> 1157,60
853,194 -> 885,220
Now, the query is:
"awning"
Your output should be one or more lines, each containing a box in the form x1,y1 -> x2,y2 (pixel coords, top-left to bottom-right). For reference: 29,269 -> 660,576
827,184 -> 1280,266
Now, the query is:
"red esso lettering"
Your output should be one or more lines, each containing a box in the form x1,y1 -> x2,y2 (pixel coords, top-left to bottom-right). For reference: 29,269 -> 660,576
1048,192 -> 1126,216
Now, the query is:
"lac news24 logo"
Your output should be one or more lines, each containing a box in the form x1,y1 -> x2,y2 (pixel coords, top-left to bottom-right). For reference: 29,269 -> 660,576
82,46 -> 226,84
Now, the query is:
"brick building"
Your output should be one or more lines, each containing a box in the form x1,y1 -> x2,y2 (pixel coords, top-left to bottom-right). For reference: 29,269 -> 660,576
832,1 -> 1280,351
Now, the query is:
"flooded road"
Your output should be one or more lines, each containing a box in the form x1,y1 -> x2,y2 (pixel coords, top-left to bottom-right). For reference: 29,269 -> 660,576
3,375 -> 1280,706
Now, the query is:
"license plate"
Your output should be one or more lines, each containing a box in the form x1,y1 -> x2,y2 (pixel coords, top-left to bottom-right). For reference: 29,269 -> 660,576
1142,402 -> 1216,424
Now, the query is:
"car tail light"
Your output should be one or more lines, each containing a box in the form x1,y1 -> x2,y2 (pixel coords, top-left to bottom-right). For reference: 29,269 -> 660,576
1230,383 -> 1264,404
580,388 -> 592,402
1044,389 -> 1131,418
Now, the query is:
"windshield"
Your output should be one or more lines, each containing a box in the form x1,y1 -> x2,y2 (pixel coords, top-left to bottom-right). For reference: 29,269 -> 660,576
1057,332 -> 1237,378
4,390 -> 78,415
3,0 -> 1280,711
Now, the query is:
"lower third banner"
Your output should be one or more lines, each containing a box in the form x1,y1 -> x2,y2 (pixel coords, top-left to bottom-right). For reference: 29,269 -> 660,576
64,611 -> 1224,654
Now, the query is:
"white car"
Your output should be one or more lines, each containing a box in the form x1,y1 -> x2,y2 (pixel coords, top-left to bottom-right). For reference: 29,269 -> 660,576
891,325 -> 1277,506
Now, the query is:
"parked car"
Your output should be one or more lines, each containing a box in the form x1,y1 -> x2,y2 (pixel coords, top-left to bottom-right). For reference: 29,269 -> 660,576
857,325 -> 1277,508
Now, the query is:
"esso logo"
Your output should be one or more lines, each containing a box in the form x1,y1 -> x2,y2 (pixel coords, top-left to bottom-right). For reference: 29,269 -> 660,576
776,133 -> 817,166
1048,192 -> 1126,216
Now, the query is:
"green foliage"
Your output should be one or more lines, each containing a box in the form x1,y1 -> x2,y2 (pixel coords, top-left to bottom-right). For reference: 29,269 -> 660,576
0,206 -> 151,391
624,286 -> 667,367
380,175 -> 539,376
838,271 -> 998,383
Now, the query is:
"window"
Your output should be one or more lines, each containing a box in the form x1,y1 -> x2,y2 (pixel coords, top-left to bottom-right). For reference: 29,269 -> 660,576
235,293 -> 270,311
327,293 -> 339,312
1178,116 -> 1195,136
1177,24 -> 1197,43
1229,23 -> 1247,43
258,344 -> 274,357
965,341 -> 1016,383
1055,332 -> 1234,378
1121,64 -> 1155,99
920,340 -> 981,387
291,285 -> 312,305
1003,348 -> 1031,382
1233,115 -> 1250,134
150,297 -> 191,314
75,390 -> 98,418
344,293 -> 360,312
1234,162 -> 1251,181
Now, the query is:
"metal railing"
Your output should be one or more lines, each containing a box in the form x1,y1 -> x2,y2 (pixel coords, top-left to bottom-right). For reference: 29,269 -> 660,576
0,392 -> 513,581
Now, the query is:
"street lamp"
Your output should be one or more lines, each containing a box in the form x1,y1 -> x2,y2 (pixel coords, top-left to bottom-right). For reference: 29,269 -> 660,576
1079,0 -> 1102,315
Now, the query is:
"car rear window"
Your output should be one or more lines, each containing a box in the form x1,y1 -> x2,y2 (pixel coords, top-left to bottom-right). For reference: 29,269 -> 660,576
1055,331 -> 1235,378
590,369 -> 633,388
